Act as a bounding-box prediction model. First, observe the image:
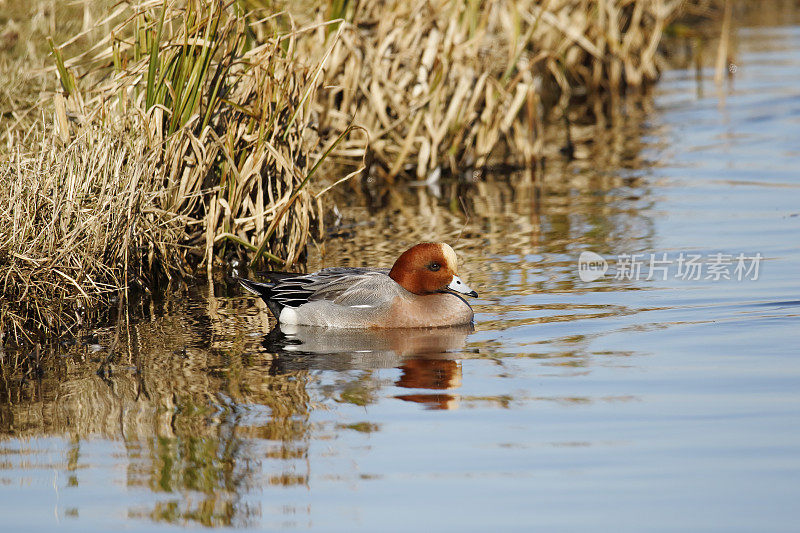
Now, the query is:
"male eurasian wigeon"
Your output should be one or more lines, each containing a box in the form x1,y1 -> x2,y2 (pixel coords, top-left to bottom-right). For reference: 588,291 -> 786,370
238,242 -> 478,328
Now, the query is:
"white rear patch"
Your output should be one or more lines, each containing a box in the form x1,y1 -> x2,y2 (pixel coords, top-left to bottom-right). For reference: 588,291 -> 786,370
279,306 -> 300,325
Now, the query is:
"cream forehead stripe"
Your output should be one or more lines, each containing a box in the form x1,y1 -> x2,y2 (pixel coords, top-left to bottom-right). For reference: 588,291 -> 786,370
440,243 -> 458,270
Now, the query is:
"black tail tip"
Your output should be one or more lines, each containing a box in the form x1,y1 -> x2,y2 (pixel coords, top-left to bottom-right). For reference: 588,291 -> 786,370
237,277 -> 268,297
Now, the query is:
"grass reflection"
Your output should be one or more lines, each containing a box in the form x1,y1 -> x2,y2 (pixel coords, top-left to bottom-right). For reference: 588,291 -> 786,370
0,288 -> 312,526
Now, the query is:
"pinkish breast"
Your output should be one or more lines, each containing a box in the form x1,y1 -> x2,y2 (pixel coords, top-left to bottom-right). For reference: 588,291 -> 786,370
374,293 -> 474,328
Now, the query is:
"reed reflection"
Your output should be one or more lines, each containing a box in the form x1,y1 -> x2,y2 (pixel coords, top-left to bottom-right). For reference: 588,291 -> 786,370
0,289 -> 313,527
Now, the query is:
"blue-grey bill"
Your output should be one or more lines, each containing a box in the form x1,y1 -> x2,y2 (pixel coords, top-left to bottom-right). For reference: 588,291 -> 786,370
448,275 -> 478,298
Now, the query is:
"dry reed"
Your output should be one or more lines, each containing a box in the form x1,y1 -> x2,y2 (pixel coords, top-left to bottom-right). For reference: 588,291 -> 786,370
289,0 -> 687,177
47,1 -> 361,269
0,126 -> 184,344
1,1 -> 362,344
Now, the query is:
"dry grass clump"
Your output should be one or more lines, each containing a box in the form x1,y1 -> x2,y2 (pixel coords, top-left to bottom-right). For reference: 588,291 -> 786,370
0,126 -> 184,344
294,0 -> 686,177
49,1 -> 360,268
1,1 -> 361,343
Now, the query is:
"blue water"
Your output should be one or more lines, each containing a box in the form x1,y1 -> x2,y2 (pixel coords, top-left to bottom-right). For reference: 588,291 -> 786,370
2,19 -> 799,533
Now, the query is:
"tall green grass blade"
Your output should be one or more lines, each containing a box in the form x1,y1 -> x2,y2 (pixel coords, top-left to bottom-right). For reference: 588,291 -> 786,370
146,2 -> 167,110
47,38 -> 76,96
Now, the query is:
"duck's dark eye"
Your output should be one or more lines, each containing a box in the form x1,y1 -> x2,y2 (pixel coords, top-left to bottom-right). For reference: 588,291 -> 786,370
428,262 -> 441,272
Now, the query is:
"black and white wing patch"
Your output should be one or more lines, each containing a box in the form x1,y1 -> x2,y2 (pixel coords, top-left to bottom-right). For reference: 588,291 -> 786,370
270,268 -> 393,308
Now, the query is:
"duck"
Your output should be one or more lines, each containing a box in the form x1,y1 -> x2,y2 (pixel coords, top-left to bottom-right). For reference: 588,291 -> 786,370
238,242 -> 478,328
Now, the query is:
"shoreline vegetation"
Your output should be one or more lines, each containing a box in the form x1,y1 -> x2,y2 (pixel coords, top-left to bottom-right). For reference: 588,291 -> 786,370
0,0 -> 718,347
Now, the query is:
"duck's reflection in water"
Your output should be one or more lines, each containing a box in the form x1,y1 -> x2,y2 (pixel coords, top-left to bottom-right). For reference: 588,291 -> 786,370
394,357 -> 461,410
262,324 -> 471,410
